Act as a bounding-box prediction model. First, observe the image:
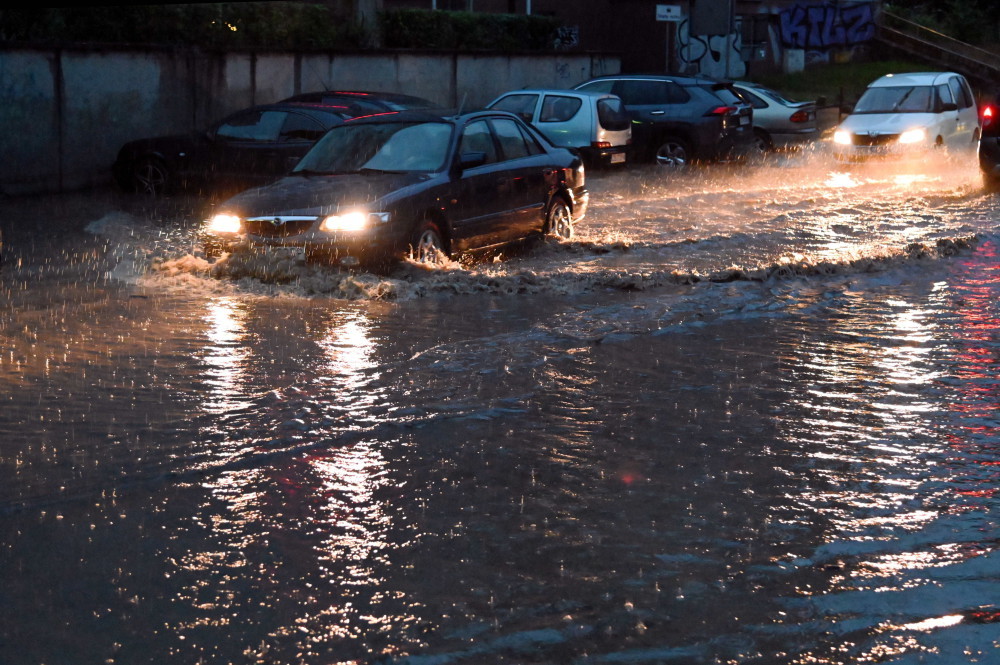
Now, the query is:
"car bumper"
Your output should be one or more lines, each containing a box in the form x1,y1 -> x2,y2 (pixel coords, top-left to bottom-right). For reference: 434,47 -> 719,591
979,138 -> 1000,179
769,128 -> 820,148
200,225 -> 406,265
578,145 -> 630,167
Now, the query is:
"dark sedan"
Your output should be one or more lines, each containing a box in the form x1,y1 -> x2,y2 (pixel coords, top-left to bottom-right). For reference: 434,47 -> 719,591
199,110 -> 588,269
112,102 -> 349,196
980,93 -> 1000,187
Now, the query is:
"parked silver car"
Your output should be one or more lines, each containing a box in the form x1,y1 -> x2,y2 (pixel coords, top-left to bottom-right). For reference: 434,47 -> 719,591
732,81 -> 819,151
486,89 -> 631,167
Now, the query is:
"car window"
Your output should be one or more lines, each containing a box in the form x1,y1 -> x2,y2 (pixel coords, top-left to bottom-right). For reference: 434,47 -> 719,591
854,86 -> 934,113
216,110 -> 287,142
539,96 -> 582,123
711,85 -> 744,106
295,121 -> 452,174
361,123 -> 452,171
937,83 -> 954,109
459,120 -> 498,165
596,98 -> 630,131
616,80 -> 671,105
491,118 -> 533,160
959,77 -> 975,109
947,77 -> 971,109
737,87 -> 769,109
279,112 -> 328,142
576,80 -> 615,94
489,94 -> 538,122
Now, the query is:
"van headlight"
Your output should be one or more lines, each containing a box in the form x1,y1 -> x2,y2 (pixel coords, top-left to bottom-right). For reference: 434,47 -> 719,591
320,211 -> 390,233
833,130 -> 852,145
898,128 -> 927,144
206,213 -> 242,234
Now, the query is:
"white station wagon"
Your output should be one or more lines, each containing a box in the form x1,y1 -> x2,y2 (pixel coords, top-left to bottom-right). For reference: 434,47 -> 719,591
832,72 -> 980,160
487,89 -> 631,167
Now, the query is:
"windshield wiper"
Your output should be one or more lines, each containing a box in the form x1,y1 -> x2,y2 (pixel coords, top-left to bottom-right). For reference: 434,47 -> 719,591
358,167 -> 407,175
891,88 -> 914,111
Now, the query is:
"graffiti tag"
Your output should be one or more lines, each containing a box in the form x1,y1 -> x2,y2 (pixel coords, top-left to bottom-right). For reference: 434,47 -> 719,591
779,2 -> 875,50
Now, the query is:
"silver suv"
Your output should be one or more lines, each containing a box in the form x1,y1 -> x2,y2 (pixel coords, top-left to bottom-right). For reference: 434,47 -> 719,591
487,89 -> 631,167
574,74 -> 755,166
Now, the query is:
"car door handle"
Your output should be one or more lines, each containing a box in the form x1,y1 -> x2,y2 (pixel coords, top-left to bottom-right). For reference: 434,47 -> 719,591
650,110 -> 666,115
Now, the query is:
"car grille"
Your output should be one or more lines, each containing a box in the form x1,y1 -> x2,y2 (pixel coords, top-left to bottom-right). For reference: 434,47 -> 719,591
245,216 -> 318,238
851,133 -> 898,147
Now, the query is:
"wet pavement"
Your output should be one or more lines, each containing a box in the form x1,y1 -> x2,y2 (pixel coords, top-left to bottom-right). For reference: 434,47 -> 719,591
2,148 -> 1000,664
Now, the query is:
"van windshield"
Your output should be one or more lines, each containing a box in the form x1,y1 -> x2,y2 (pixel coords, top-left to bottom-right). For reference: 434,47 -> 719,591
854,85 -> 934,113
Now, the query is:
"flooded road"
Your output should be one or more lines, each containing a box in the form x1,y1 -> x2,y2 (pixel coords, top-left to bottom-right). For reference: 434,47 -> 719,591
2,149 -> 1000,664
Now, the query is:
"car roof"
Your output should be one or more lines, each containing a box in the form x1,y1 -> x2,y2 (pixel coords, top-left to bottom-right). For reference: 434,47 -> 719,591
341,109 -> 521,125
495,88 -> 619,99
579,73 -> 728,85
282,90 -> 437,106
868,72 -> 960,87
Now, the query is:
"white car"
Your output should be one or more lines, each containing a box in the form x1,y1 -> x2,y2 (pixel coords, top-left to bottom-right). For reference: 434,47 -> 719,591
832,72 -> 980,161
732,81 -> 819,151
487,89 -> 631,167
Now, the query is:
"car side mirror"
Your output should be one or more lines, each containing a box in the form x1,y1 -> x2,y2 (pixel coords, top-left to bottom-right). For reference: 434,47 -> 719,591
458,151 -> 487,170
940,102 -> 958,112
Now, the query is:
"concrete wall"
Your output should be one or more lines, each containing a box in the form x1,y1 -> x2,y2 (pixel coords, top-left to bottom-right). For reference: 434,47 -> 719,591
0,46 -> 620,195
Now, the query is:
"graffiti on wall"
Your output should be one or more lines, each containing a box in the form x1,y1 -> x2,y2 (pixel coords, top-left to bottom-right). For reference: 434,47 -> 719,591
676,19 -> 747,80
779,2 -> 876,50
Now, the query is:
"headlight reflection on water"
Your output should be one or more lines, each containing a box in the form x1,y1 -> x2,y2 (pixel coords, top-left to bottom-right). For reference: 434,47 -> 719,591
201,296 -> 252,414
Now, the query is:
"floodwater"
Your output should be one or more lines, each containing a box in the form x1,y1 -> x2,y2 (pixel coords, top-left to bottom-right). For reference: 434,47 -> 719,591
2,148 -> 999,665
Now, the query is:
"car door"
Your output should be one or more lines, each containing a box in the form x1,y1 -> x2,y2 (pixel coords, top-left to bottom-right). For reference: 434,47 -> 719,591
449,119 -> 507,251
488,116 -> 549,239
535,94 -> 586,149
949,75 -> 980,147
935,82 -> 964,149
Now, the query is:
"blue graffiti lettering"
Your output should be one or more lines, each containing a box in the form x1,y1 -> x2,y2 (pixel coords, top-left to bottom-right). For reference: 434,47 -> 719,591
779,2 -> 874,50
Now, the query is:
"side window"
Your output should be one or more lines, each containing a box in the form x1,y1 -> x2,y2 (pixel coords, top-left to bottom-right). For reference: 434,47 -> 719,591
216,110 -> 287,142
459,120 -> 497,165
937,83 -> 954,110
739,88 -> 768,109
959,77 -> 975,108
948,77 -> 972,109
491,118 -> 531,161
666,82 -> 692,103
489,94 -> 538,123
279,113 -> 328,142
616,80 -> 670,105
539,95 -> 582,123
577,80 -> 615,95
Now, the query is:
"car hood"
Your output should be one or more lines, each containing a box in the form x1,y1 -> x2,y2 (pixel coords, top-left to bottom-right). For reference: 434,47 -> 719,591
221,172 -> 434,216
838,112 -> 940,134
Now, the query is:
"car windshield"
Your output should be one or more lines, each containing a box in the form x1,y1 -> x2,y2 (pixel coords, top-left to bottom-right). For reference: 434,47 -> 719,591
294,121 -> 453,174
853,85 -> 934,113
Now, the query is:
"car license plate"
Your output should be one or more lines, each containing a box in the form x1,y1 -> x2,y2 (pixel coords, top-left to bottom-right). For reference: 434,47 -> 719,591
610,152 -> 626,164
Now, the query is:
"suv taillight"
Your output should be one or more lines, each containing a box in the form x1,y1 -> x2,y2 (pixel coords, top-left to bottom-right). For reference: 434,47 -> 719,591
983,105 -> 995,128
591,141 -> 612,149
789,110 -> 810,123
706,106 -> 736,116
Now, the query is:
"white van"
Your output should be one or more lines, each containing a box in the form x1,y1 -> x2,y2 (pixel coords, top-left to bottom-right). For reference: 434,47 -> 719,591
832,72 -> 980,160
487,89 -> 631,167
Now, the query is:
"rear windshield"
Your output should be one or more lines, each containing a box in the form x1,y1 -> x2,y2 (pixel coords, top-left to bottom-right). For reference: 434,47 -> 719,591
597,98 -> 630,131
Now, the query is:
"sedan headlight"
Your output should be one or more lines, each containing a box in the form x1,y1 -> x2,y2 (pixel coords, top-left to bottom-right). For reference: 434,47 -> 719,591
833,129 -> 852,145
206,213 -> 242,234
897,128 -> 927,144
319,211 -> 390,233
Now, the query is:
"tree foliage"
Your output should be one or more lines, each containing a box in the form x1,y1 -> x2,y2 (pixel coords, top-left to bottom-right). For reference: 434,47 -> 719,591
885,0 -> 1000,46
0,3 -> 368,49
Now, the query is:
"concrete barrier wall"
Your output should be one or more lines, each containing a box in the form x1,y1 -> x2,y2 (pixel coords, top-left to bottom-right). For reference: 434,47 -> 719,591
0,46 -> 620,195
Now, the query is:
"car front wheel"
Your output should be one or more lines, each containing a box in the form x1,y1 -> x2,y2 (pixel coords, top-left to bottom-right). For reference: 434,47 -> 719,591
133,157 -> 172,196
408,220 -> 448,265
546,198 -> 574,239
654,137 -> 690,167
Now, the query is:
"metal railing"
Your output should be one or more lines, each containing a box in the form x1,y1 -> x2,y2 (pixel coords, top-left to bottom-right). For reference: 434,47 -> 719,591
878,11 -> 1000,80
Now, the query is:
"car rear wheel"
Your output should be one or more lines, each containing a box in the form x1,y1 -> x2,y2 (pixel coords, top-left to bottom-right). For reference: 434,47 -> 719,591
133,157 -> 172,196
654,137 -> 689,168
752,129 -> 772,153
408,220 -> 448,265
546,198 -> 573,239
